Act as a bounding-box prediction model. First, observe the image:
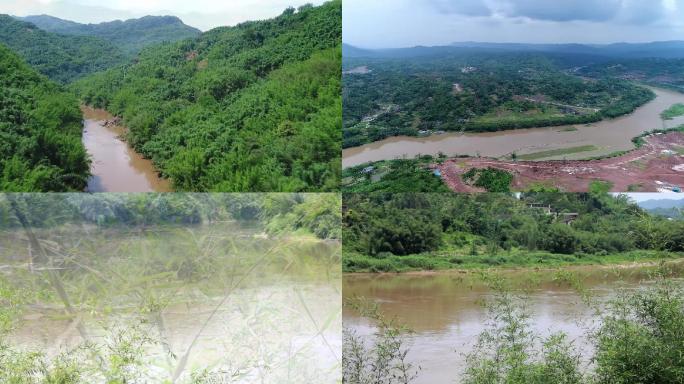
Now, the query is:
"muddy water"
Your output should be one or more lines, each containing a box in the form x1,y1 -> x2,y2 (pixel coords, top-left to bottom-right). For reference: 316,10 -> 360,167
343,262 -> 684,383
81,106 -> 171,192
343,87 -> 684,168
3,225 -> 341,382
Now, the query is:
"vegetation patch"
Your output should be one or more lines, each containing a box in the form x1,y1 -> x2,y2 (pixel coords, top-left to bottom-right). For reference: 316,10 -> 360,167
343,193 -> 684,273
71,2 -> 342,192
0,45 -> 90,191
462,168 -> 513,192
343,49 -> 655,147
342,156 -> 451,193
661,103 -> 684,120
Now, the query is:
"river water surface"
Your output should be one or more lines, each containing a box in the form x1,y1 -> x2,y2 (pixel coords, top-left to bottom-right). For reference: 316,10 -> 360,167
2,224 -> 341,382
81,106 -> 171,192
343,262 -> 684,383
343,87 -> 684,168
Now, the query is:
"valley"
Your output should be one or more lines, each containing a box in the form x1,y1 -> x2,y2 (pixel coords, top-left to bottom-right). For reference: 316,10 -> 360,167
81,106 -> 171,192
0,1 -> 341,192
342,42 -> 684,192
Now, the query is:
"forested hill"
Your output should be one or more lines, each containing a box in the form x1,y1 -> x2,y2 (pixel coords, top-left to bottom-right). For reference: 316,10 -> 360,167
71,1 -> 342,192
0,44 -> 89,191
18,15 -> 201,54
0,15 -> 127,83
343,193 -> 684,271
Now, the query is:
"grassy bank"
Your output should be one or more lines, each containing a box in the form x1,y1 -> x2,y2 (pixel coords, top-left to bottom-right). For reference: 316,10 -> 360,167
661,103 -> 684,120
343,250 -> 684,273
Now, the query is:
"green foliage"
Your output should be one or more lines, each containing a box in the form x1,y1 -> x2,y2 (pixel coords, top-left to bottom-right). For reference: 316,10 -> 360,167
343,52 -> 655,147
661,103 -> 684,120
462,168 -> 513,192
20,15 -> 201,55
580,58 -> 684,93
263,193 -> 342,239
464,290 -> 584,384
343,157 -> 452,192
343,193 -> 684,272
0,193 -> 340,239
343,298 -> 418,383
0,45 -> 89,191
462,280 -> 684,384
0,15 -> 128,83
594,282 -> 684,384
71,1 -> 341,192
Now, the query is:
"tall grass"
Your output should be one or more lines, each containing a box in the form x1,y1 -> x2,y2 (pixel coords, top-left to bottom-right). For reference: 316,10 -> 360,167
0,196 -> 341,383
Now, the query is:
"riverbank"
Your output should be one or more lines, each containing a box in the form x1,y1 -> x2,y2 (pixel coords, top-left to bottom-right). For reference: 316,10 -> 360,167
343,128 -> 684,192
343,250 -> 684,273
0,221 -> 341,383
343,86 -> 684,168
343,262 -> 684,384
81,105 -> 172,192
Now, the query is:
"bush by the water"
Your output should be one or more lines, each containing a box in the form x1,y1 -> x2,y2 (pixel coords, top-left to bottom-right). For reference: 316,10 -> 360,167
343,193 -> 684,272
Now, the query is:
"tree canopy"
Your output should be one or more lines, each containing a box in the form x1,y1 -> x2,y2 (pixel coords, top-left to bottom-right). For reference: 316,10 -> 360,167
71,1 -> 342,192
0,15 -> 128,83
0,44 -> 89,191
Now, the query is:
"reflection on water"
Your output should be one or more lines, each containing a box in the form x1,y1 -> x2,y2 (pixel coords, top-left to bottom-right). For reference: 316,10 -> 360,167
81,106 -> 172,192
343,263 -> 684,384
343,87 -> 684,167
1,224 -> 341,383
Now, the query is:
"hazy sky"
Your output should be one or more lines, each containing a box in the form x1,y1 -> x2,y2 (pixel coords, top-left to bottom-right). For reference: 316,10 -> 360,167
344,0 -> 684,48
0,0 -> 326,31
615,193 -> 683,203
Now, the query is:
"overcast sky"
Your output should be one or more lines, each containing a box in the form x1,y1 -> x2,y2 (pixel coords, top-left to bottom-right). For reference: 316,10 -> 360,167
0,0 -> 326,31
615,193 -> 684,203
344,0 -> 684,48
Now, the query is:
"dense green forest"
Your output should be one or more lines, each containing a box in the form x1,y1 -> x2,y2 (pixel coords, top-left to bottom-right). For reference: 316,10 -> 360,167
18,15 -> 201,55
343,193 -> 684,272
579,58 -> 684,94
343,51 -> 654,147
0,193 -> 341,239
0,15 -> 128,83
71,1 -> 341,192
0,45 -> 89,191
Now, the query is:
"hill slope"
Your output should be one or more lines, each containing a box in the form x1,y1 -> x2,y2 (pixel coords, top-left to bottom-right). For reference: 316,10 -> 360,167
18,14 -> 201,54
0,44 -> 89,191
0,15 -> 127,83
72,1 -> 342,192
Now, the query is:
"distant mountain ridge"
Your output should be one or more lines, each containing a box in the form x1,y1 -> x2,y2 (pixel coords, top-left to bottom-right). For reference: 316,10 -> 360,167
343,41 -> 684,59
0,14 -> 128,83
16,14 -> 201,54
636,198 -> 684,210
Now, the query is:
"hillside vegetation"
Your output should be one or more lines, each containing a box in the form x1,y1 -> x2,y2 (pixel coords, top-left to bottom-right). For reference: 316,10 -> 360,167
343,193 -> 684,272
0,15 -> 128,83
0,44 -> 89,191
343,51 -> 654,147
71,1 -> 342,192
19,14 -> 201,54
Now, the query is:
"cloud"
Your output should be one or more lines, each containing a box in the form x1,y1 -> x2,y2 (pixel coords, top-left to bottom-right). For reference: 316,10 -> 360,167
499,0 -> 622,22
616,0 -> 667,25
428,0 -> 491,16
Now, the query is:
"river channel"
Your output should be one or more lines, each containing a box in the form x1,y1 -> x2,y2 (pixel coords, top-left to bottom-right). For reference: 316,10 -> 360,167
343,87 -> 684,168
81,106 -> 171,192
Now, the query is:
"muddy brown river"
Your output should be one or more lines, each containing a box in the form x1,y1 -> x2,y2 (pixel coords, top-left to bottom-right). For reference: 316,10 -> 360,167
81,106 -> 171,192
343,87 -> 684,168
343,262 -> 684,383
